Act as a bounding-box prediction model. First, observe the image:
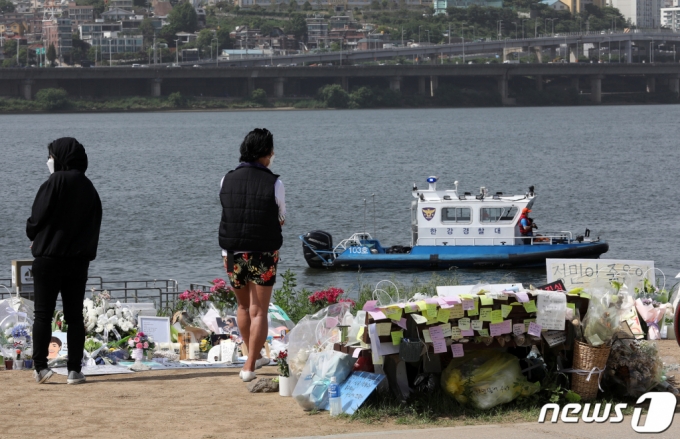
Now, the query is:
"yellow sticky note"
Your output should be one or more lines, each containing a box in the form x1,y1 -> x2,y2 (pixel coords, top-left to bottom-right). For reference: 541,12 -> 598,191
422,311 -> 437,325
377,322 -> 392,336
391,330 -> 403,346
458,318 -> 471,331
385,306 -> 403,321
480,295 -> 493,306
511,302 -> 524,306
405,303 -> 418,313
523,300 -> 537,313
490,310 -> 503,324
451,327 -> 462,340
422,329 -> 432,343
480,308 -> 492,322
440,323 -> 452,338
426,303 -> 438,318
356,326 -> 364,341
460,294 -> 473,300
450,304 -> 464,319
501,305 -> 512,319
416,300 -> 427,311
478,328 -> 489,337
467,298 -> 479,317
437,308 -> 451,323
567,303 -> 575,311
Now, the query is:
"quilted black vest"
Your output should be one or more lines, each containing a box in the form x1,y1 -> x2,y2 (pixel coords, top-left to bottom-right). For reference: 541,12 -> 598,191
219,164 -> 282,252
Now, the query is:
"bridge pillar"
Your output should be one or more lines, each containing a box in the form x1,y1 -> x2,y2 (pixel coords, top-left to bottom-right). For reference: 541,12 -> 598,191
625,40 -> 633,64
247,77 -> 255,96
274,77 -> 285,98
590,75 -> 603,104
571,77 -> 579,93
646,76 -> 656,93
151,78 -> 162,97
430,76 -> 438,97
21,80 -> 34,100
569,44 -> 578,63
335,77 -> 349,92
389,76 -> 402,92
497,76 -> 515,105
418,76 -> 427,95
533,46 -> 543,63
669,75 -> 680,98
535,75 -> 543,91
549,47 -> 557,62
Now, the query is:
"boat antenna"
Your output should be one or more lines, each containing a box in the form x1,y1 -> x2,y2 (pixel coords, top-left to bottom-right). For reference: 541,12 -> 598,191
363,198 -> 367,234
372,193 -> 376,239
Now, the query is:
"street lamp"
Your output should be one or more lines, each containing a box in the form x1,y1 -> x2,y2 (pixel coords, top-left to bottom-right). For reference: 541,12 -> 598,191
512,22 -> 518,40
418,25 -> 422,44
174,38 -> 180,64
426,29 -> 430,44
497,20 -> 503,40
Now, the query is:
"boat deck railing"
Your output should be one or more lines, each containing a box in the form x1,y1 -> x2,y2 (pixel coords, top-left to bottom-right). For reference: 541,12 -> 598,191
417,231 -> 574,247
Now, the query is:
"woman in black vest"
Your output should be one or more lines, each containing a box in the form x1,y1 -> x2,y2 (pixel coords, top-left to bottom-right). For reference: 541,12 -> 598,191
219,128 -> 285,382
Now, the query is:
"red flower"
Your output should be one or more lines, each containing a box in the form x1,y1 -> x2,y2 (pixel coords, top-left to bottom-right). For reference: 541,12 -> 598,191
261,270 -> 273,282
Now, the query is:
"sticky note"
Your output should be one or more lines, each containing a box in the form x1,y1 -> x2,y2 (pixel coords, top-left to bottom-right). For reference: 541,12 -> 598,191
368,310 -> 387,320
461,329 -> 474,337
422,329 -> 432,343
462,299 -> 475,311
528,322 -> 542,337
451,343 -> 464,358
514,292 -> 530,303
411,313 -> 428,324
501,305 -> 512,319
356,326 -> 364,341
396,318 -> 408,330
490,319 -> 512,336
480,308 -> 492,322
440,323 -> 452,338
580,292 -> 591,300
426,303 -> 438,318
477,328 -> 489,337
428,325 -> 444,340
433,338 -> 447,354
450,304 -> 465,319
567,303 -> 575,312
385,306 -> 403,321
416,301 -> 427,311
460,294 -> 473,300
490,322 -> 503,337
458,318 -> 471,331
391,330 -> 403,346
422,311 -> 438,325
405,303 -> 419,313
471,320 -> 483,331
377,322 -> 392,336
523,300 -> 537,313
362,300 -> 378,311
451,327 -> 462,340
513,323 -> 526,335
437,308 -> 450,323
352,348 -> 362,358
490,310 -> 503,324
524,318 -> 535,332
480,295 -> 493,306
467,298 -> 479,317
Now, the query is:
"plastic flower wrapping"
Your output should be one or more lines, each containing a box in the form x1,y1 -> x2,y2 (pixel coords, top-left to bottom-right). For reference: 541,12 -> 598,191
82,291 -> 137,342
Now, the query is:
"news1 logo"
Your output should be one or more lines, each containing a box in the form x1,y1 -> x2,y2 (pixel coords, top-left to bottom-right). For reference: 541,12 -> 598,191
538,392 -> 676,433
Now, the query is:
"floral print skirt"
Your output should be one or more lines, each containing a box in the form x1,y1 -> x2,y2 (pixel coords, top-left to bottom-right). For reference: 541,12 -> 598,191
224,251 -> 279,289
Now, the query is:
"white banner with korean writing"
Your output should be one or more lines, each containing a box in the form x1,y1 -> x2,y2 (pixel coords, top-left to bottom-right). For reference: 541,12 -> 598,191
546,259 -> 655,290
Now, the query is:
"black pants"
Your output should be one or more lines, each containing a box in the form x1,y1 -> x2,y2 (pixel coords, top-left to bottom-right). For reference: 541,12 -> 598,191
32,257 -> 89,373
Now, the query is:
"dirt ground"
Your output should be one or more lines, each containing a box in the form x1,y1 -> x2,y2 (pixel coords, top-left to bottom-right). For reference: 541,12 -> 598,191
1,340 -> 679,439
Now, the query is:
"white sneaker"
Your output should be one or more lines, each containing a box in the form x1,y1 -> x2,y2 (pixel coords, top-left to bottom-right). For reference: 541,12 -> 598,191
239,370 -> 257,382
255,356 -> 271,370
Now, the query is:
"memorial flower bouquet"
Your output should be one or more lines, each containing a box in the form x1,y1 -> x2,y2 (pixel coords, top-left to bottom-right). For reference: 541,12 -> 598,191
209,278 -> 237,312
83,291 -> 137,342
127,331 -> 155,357
177,289 -> 213,311
308,287 -> 356,309
276,350 -> 289,378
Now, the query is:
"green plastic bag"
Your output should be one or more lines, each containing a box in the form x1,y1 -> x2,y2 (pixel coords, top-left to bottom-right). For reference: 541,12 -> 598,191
441,350 -> 540,409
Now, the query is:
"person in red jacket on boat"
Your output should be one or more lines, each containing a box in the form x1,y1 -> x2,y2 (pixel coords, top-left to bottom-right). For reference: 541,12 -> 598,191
518,208 -> 537,244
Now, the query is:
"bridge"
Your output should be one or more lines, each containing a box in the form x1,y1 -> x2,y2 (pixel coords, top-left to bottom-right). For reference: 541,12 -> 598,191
211,31 -> 680,67
2,63 -> 680,105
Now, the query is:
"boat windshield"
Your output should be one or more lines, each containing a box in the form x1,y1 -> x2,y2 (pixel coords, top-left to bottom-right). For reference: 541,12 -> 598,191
442,207 -> 471,223
480,207 -> 518,223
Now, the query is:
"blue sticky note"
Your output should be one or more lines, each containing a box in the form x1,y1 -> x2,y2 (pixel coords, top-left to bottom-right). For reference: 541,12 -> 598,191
320,371 -> 385,415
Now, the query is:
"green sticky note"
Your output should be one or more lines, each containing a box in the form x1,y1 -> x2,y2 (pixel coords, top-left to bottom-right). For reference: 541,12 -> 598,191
580,292 -> 591,300
478,328 -> 489,337
480,295 -> 493,306
523,300 -> 537,313
471,319 -> 483,331
385,306 -> 403,321
567,303 -> 575,312
458,318 -> 471,331
480,308 -> 492,322
426,303 -> 438,318
501,305 -> 512,319
416,300 -> 427,311
460,294 -> 473,300
490,310 -> 503,324
524,318 -> 535,332
422,311 -> 437,325
450,304 -> 464,319
404,303 -> 418,313
467,298 -> 479,317
391,330 -> 403,346
437,308 -> 451,323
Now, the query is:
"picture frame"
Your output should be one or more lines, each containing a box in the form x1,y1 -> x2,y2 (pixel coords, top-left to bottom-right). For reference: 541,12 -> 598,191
137,316 -> 171,344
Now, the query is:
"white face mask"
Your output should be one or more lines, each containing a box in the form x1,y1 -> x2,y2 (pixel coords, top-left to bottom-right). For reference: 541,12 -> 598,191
268,154 -> 275,168
47,157 -> 55,174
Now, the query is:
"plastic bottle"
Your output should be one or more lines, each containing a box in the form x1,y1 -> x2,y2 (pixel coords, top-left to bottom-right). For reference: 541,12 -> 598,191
329,376 -> 342,416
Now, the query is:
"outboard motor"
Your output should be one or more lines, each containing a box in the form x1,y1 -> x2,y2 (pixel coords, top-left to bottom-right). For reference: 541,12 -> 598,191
302,230 -> 333,268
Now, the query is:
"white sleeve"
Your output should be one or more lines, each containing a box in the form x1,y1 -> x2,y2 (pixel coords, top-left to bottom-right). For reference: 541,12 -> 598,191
275,179 -> 286,222
220,176 -> 225,193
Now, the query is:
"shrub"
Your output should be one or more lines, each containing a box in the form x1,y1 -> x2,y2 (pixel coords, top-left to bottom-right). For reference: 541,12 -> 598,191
349,86 -> 376,108
35,88 -> 69,110
318,84 -> 349,108
250,88 -> 268,105
167,92 -> 187,107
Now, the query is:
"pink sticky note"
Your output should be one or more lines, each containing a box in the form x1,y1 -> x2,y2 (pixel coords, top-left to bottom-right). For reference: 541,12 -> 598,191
363,300 -> 378,311
368,310 -> 387,320
352,348 -> 362,358
428,325 -> 444,340
396,318 -> 408,330
500,319 -> 512,335
461,329 -> 474,337
439,303 -> 454,309
444,296 -> 461,304
528,322 -> 542,337
325,317 -> 338,329
451,343 -> 464,358
462,299 -> 475,310
514,292 -> 529,303
437,297 -> 449,306
433,339 -> 447,353
425,298 -> 439,305
489,322 -> 503,337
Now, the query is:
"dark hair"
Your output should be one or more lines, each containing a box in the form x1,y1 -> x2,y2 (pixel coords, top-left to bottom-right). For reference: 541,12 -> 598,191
239,128 -> 274,162
50,336 -> 62,347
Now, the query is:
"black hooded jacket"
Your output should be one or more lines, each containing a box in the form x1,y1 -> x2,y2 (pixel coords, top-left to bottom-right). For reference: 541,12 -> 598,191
26,138 -> 102,261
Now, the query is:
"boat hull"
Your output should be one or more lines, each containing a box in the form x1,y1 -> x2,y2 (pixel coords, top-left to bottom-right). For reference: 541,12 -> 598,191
328,242 -> 609,270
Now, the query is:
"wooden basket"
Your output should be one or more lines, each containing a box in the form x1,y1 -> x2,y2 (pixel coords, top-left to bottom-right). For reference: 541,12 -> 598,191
571,340 -> 611,401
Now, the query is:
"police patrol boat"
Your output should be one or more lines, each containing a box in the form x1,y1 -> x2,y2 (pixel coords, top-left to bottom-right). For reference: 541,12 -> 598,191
300,177 -> 609,269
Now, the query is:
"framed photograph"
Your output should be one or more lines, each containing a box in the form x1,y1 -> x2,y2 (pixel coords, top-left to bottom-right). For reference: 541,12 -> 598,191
49,332 -> 68,359
137,316 -> 171,344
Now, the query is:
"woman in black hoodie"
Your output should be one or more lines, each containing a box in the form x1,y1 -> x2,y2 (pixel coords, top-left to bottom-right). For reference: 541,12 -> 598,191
26,137 -> 102,385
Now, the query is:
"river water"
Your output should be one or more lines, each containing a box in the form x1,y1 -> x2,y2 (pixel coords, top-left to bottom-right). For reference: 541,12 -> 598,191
2,107 -> 680,295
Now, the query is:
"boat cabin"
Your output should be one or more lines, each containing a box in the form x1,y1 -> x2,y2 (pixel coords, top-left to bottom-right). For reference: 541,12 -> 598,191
411,177 -> 535,247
